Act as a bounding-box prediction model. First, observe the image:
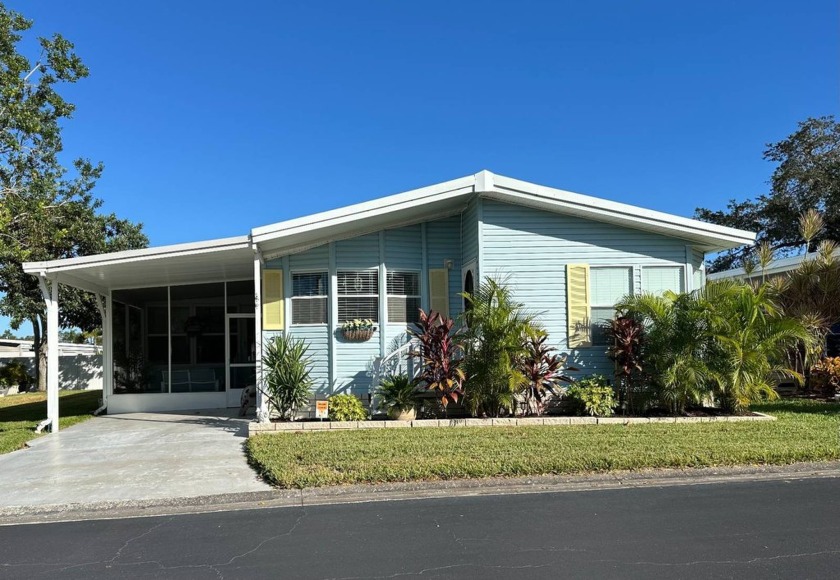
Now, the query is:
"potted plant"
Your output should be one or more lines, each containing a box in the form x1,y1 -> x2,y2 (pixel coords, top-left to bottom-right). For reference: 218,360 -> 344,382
376,374 -> 418,420
341,318 -> 376,342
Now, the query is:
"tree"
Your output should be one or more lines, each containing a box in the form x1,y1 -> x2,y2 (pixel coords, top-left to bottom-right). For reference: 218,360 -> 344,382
460,277 -> 535,417
696,116 -> 840,272
0,3 -> 147,390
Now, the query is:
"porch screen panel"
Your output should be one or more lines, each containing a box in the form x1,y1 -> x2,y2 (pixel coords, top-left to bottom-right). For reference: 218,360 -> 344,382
338,270 -> 379,322
169,283 -> 225,393
112,286 -> 168,394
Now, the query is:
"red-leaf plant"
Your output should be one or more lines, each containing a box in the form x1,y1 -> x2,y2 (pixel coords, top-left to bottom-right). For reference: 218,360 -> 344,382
519,332 -> 578,416
408,309 -> 465,410
606,315 -> 645,415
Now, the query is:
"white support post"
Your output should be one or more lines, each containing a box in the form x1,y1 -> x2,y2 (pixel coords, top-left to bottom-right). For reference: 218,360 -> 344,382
38,276 -> 60,433
95,294 -> 109,414
254,250 -> 268,422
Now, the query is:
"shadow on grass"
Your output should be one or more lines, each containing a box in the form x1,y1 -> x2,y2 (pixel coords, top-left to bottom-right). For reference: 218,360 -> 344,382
754,400 -> 840,415
0,391 -> 101,424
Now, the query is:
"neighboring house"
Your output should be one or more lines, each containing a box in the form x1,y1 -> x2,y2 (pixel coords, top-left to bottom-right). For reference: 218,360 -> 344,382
709,251 -> 840,357
21,171 -> 755,427
0,339 -> 102,391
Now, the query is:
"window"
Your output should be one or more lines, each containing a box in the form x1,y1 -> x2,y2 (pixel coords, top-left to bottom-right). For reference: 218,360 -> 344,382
463,269 -> 474,313
292,272 -> 328,324
642,266 -> 684,295
590,267 -> 632,345
338,270 -> 378,322
387,271 -> 420,323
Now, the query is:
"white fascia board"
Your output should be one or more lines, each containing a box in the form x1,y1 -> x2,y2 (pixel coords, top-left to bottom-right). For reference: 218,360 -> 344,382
490,174 -> 757,250
250,175 -> 476,244
22,235 -> 251,275
708,249 -> 840,280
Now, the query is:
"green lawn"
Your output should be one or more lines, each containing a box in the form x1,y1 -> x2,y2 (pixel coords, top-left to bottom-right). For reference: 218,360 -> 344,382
246,400 -> 840,489
0,390 -> 102,454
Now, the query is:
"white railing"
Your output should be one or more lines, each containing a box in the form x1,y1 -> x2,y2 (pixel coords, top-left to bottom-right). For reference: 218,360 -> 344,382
368,341 -> 420,414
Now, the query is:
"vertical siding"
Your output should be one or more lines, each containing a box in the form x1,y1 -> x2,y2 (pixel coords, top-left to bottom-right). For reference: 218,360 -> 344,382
427,215 -> 463,319
481,199 -> 692,377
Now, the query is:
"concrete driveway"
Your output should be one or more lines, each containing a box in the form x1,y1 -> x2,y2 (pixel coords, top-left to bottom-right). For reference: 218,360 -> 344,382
0,411 -> 271,509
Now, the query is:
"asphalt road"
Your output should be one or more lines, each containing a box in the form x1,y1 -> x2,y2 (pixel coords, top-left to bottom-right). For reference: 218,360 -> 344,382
0,477 -> 837,579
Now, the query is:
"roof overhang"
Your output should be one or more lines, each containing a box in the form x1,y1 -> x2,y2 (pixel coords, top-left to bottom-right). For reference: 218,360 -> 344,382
23,236 -> 254,293
23,170 -> 756,295
252,170 -> 756,258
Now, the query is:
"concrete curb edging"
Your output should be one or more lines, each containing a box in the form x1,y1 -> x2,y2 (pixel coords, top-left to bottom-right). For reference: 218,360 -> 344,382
249,412 -> 775,435
0,460 -> 835,526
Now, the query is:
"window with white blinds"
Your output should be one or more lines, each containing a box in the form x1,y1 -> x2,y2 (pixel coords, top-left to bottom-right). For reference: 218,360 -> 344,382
387,271 -> 421,324
291,272 -> 328,324
642,266 -> 684,296
590,267 -> 632,345
337,270 -> 379,322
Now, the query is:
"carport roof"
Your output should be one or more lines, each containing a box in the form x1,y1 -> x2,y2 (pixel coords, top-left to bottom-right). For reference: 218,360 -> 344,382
22,236 -> 254,294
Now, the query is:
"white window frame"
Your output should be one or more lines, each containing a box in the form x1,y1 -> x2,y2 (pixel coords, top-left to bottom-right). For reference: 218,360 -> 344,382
290,270 -> 329,326
337,268 -> 380,323
589,265 -> 634,347
386,269 -> 422,324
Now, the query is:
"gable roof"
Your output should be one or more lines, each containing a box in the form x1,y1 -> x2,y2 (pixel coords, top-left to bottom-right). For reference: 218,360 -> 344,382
23,170 -> 755,292
252,170 -> 756,258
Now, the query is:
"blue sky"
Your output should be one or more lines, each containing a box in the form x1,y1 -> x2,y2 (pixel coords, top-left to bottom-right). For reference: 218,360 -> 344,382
2,0 -> 838,334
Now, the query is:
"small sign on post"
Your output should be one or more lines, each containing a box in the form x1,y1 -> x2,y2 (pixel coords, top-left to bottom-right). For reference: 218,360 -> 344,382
315,400 -> 329,420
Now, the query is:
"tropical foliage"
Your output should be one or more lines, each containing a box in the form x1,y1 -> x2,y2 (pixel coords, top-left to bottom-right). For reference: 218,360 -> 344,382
519,331 -> 577,416
460,278 -> 535,417
618,280 -> 815,414
810,357 -> 840,398
261,334 -> 313,420
606,316 -> 645,414
408,309 -> 464,409
565,376 -> 616,417
375,374 -> 418,417
328,394 -> 368,421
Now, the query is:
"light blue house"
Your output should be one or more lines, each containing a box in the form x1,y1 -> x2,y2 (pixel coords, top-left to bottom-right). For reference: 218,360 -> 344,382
23,171 -> 755,426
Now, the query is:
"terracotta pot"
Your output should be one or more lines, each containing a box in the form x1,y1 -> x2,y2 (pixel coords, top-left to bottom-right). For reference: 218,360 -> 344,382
387,407 -> 416,421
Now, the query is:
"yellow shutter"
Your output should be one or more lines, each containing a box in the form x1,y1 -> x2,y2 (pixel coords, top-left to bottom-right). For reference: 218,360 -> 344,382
262,270 -> 284,330
566,264 -> 591,348
429,269 -> 449,319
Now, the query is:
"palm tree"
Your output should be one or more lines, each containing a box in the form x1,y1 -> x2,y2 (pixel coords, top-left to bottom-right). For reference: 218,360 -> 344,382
710,282 -> 815,413
460,277 -> 535,417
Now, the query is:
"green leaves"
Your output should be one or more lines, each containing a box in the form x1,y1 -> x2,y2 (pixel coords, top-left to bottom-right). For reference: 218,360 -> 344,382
261,334 -> 314,420
696,116 -> 840,273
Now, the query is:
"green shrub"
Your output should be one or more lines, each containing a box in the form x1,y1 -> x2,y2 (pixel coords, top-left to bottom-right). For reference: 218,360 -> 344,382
0,362 -> 33,389
375,374 -> 417,415
566,375 -> 616,417
262,334 -> 313,420
328,394 -> 368,421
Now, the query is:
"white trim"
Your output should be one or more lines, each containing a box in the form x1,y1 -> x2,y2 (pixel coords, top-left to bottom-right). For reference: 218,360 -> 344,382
328,242 -> 337,392
23,236 -> 250,274
708,248 -> 840,281
378,232 -> 387,358
253,251 -> 267,421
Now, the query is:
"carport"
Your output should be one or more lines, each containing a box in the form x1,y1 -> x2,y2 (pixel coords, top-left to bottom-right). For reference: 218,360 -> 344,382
22,236 -> 260,431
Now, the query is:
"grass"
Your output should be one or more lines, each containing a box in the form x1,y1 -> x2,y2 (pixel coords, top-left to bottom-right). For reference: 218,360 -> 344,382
0,390 -> 102,454
246,400 -> 840,489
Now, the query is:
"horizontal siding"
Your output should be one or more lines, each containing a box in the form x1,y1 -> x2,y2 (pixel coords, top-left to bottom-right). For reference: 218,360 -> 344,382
336,234 -> 379,269
482,199 -> 692,377
289,244 -> 329,272
385,225 -> 422,271
287,326 -> 330,396
461,197 -> 479,273
334,328 -> 379,397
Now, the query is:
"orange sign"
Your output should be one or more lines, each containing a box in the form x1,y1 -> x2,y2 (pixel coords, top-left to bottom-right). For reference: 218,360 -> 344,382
315,400 -> 329,419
